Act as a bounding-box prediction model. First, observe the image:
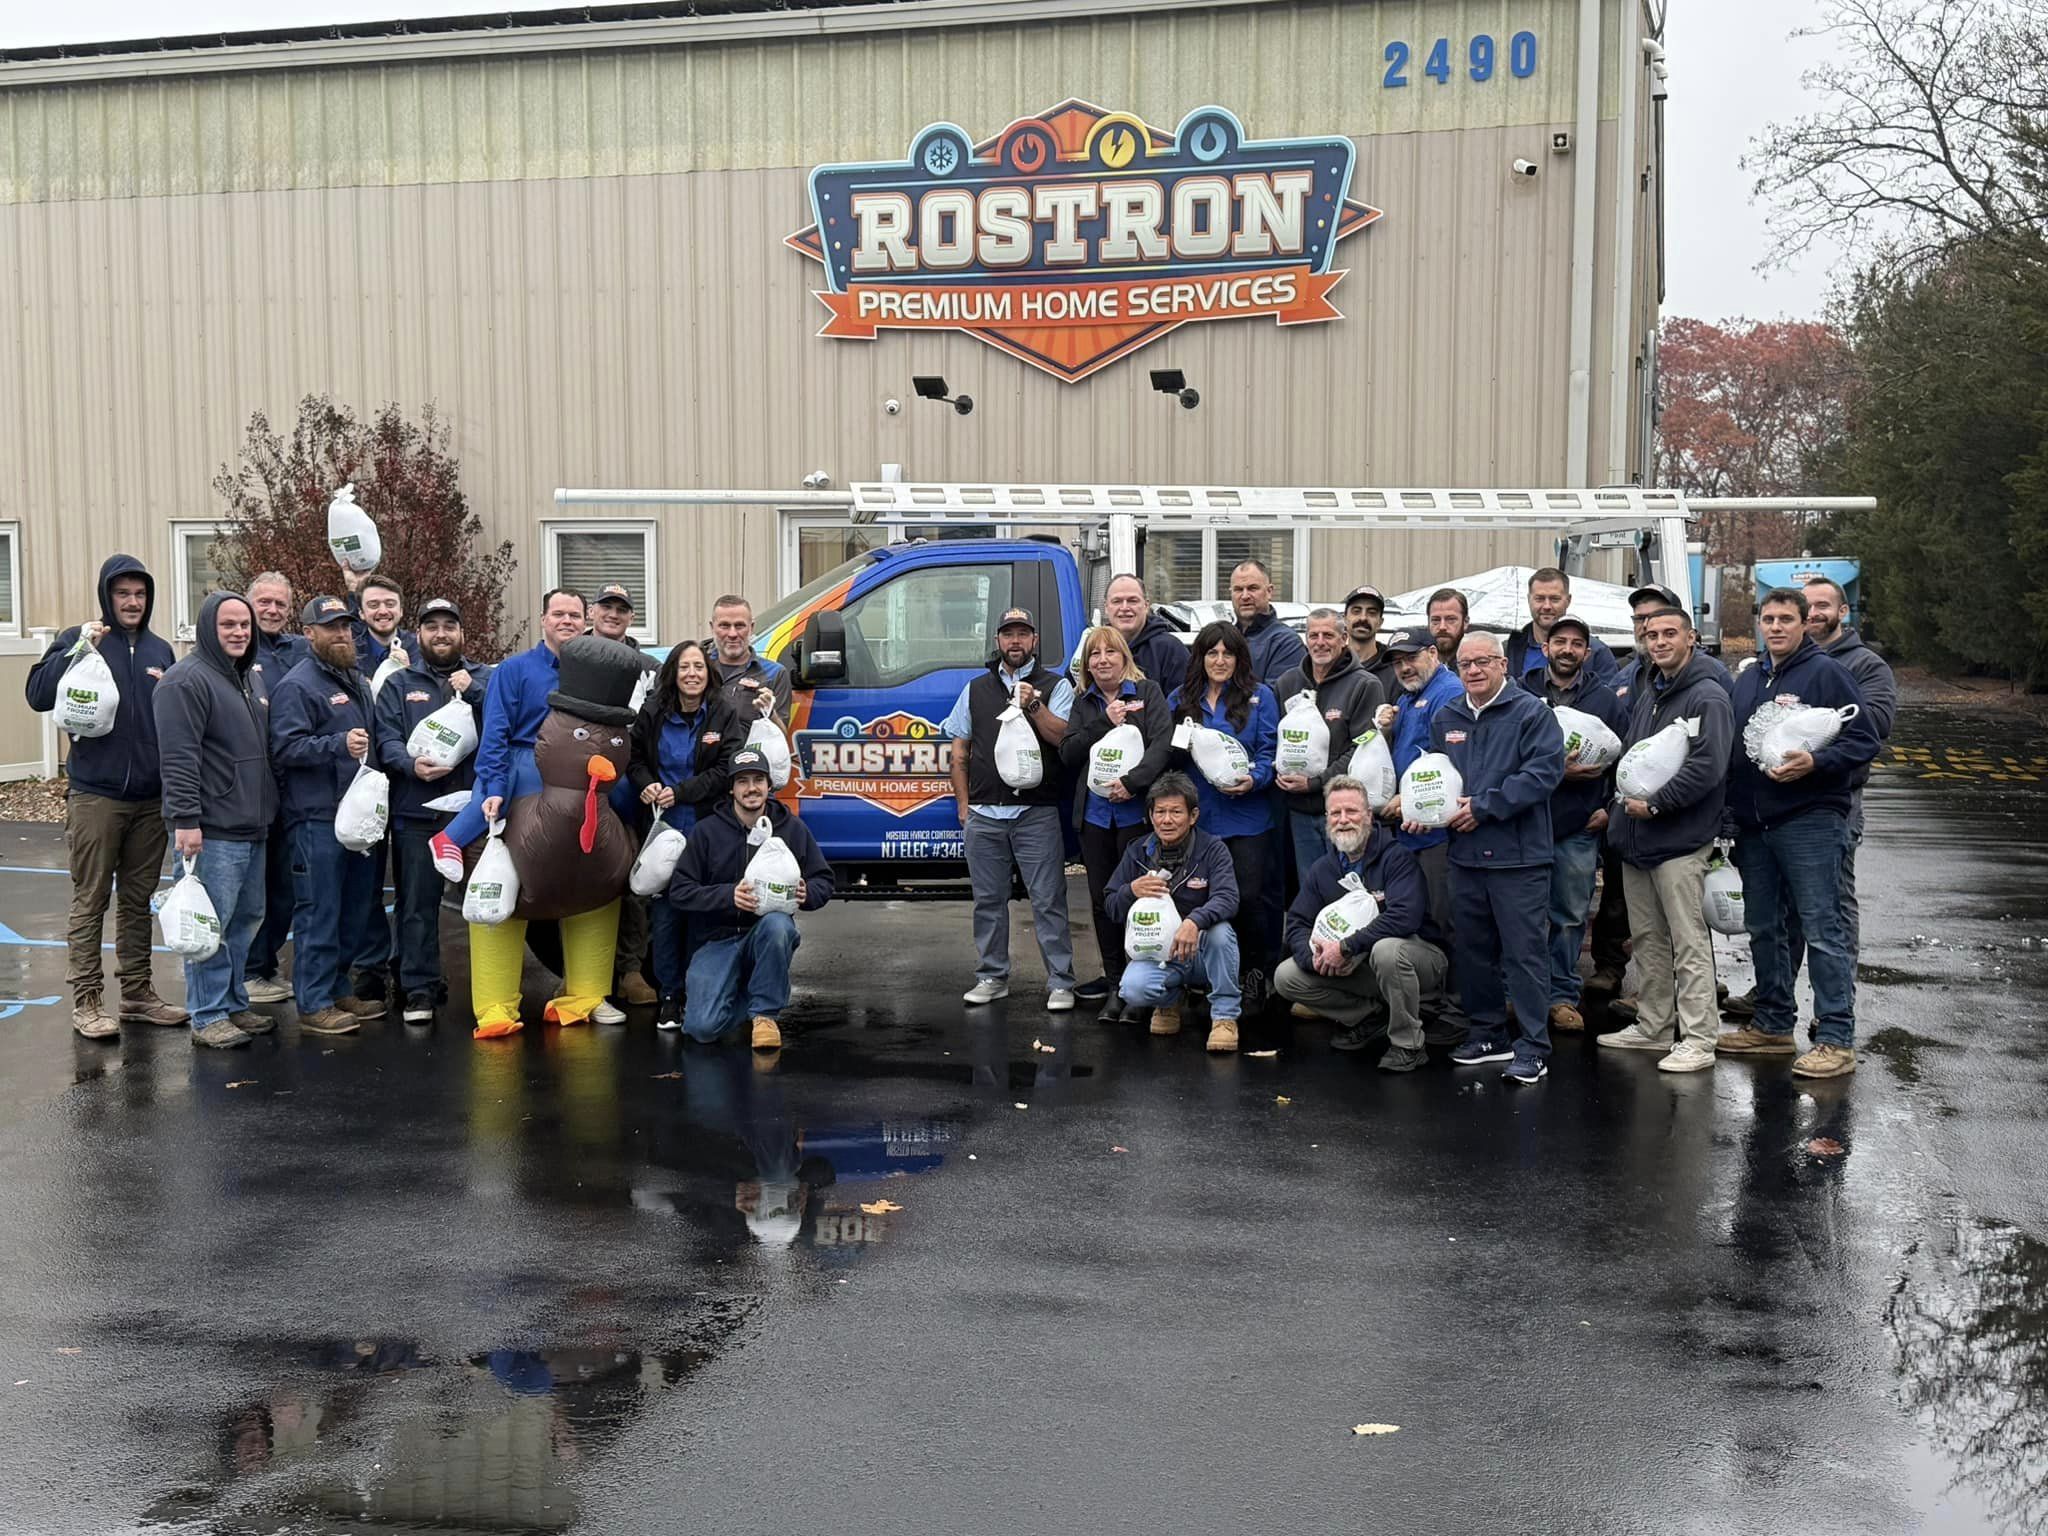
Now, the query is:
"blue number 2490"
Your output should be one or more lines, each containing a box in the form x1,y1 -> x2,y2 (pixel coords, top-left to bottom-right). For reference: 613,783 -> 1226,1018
1384,31 -> 1538,87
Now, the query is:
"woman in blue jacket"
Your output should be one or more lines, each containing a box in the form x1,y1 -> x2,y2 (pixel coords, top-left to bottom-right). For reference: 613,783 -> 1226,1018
1167,622 -> 1280,987
627,640 -> 745,1029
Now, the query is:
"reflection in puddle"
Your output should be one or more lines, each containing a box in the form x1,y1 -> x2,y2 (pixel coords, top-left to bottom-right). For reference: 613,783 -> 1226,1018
1891,1217 -> 2048,1531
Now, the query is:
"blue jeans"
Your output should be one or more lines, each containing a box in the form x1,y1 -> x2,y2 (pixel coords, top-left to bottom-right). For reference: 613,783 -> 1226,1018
1449,862 -> 1552,1064
289,819 -> 378,1013
1288,810 -> 1331,887
1733,809 -> 1855,1046
444,745 -> 539,848
651,897 -> 686,1000
248,816 -> 293,980
683,913 -> 799,1041
182,838 -> 265,1028
1547,829 -> 1603,1007
1120,922 -> 1243,1018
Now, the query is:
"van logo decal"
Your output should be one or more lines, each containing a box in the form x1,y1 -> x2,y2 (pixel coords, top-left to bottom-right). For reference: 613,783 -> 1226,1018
786,100 -> 1381,383
794,712 -> 956,817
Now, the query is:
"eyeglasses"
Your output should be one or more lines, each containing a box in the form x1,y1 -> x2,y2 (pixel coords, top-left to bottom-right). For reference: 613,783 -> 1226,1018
1457,657 -> 1504,671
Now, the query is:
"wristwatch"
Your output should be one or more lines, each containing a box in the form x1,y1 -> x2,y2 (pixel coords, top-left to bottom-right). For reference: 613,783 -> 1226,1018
1023,696 -> 1043,715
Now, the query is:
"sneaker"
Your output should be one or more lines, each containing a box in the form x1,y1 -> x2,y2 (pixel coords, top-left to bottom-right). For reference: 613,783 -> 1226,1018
1330,1024 -> 1372,1052
1792,1043 -> 1857,1079
618,970 -> 658,1006
1502,1057 -> 1548,1086
1720,1026 -> 1798,1056
1206,1018 -> 1239,1053
1548,1003 -> 1585,1033
429,831 -> 465,882
1379,1044 -> 1429,1073
592,1000 -> 627,1025
1150,1007 -> 1182,1036
1606,996 -> 1640,1022
121,991 -> 189,1027
338,995 -> 386,1022
1721,987 -> 1758,1021
402,990 -> 436,1023
299,1006 -> 361,1036
752,1016 -> 782,1050
656,996 -> 682,1033
1451,1038 -> 1514,1066
1291,1002 -> 1327,1022
1075,976 -> 1112,1002
192,1019 -> 253,1049
1597,1023 -> 1674,1051
1096,996 -> 1128,1026
962,979 -> 1009,1005
228,1010 -> 274,1035
1658,1041 -> 1717,1073
245,975 -> 293,1005
1046,989 -> 1076,1012
72,994 -> 119,1040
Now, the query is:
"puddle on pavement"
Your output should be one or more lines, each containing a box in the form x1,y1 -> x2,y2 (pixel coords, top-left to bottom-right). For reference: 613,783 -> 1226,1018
1864,1027 -> 1958,1084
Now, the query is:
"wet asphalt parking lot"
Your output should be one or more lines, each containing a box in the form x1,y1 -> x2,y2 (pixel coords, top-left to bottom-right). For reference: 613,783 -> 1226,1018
2,699 -> 2047,1534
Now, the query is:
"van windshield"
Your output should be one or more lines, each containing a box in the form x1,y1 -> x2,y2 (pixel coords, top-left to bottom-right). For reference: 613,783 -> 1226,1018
751,550 -> 874,645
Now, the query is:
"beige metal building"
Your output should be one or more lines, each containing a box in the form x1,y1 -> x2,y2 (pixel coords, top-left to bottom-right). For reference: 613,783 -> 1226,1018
0,0 -> 1663,769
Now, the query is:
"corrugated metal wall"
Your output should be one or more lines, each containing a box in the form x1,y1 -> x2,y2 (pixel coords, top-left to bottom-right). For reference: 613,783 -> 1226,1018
0,0 -> 1645,643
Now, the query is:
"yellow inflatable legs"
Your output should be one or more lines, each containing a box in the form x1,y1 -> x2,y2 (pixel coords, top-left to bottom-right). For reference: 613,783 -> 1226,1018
544,900 -> 621,1027
470,918 -> 530,1040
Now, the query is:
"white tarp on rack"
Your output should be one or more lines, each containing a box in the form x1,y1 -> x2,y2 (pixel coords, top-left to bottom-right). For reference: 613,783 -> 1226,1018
1375,566 -> 1641,656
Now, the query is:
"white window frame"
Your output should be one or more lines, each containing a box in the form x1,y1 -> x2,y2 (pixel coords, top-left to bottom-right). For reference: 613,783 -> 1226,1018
1154,525 -> 1312,603
0,522 -> 20,637
542,518 -> 658,644
169,520 -> 235,643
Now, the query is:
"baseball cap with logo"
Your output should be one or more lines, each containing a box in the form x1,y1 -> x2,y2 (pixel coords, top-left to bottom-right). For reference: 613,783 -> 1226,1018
1549,613 -> 1592,640
730,747 -> 771,779
1382,625 -> 1435,655
301,595 -> 352,627
593,583 -> 635,610
996,607 -> 1037,632
1342,584 -> 1386,610
417,597 -> 462,624
1628,583 -> 1681,609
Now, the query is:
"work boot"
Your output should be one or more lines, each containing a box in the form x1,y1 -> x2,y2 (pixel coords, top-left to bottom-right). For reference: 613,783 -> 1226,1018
121,990 -> 189,1027
349,969 -> 388,1004
1096,995 -> 1128,1026
191,1019 -> 252,1049
338,995 -> 387,1022
228,1010 -> 274,1035
1606,996 -> 1640,1022
1206,1017 -> 1239,1054
1548,1003 -> 1585,1033
618,971 -> 658,1006
245,975 -> 293,1005
1379,1044 -> 1429,1073
1719,1026 -> 1797,1056
1150,1007 -> 1182,1037
299,1007 -> 361,1036
1792,1043 -> 1856,1078
72,993 -> 119,1040
1721,987 -> 1758,1021
752,1016 -> 782,1051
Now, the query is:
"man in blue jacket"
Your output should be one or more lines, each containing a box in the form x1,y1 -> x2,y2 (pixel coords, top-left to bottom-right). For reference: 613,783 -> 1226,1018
342,570 -> 417,683
1599,606 -> 1735,1072
1413,632 -> 1565,1084
1103,772 -> 1242,1044
153,591 -> 279,1049
1536,616 -> 1630,1035
667,749 -> 833,1050
244,571 -> 310,1005
1723,587 -> 1881,1078
269,595 -> 385,1036
373,597 -> 488,1024
1376,627 -> 1467,940
1104,573 -> 1193,695
1505,567 -> 1619,690
24,553 -> 188,1038
1231,560 -> 1308,684
1276,777 -> 1446,1072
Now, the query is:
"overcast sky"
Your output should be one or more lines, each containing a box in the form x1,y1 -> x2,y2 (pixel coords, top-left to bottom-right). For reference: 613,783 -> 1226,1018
2,0 -> 1845,323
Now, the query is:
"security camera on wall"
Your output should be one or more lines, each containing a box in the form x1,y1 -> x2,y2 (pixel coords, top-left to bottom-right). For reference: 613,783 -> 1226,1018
1511,158 -> 1539,178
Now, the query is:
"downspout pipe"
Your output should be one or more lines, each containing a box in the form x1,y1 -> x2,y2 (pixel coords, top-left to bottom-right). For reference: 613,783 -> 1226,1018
1564,0 -> 1602,486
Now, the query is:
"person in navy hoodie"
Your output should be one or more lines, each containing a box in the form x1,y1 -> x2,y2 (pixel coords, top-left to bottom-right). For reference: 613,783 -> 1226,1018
1723,586 -> 1881,1079
372,597 -> 490,1025
1229,560 -> 1308,684
1412,632 -> 1565,1084
1167,621 -> 1279,1045
1103,772 -> 1241,1044
24,553 -> 187,1039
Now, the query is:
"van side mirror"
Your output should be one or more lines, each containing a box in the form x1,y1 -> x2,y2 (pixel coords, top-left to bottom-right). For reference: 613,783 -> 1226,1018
799,610 -> 846,685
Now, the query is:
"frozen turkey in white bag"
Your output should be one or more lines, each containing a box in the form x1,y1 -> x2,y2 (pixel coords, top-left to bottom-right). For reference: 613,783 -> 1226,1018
745,715 -> 794,789
1702,849 -> 1746,935
369,643 -> 408,702
1172,717 -> 1253,789
993,703 -> 1043,790
1616,717 -> 1699,800
629,810 -> 688,898
1274,690 -> 1330,779
1123,883 -> 1181,964
1753,703 -> 1860,772
334,762 -> 390,852
153,857 -> 221,959
462,820 -> 520,925
742,814 -> 803,916
405,697 -> 478,768
1554,705 -> 1622,769
1087,723 -> 1145,796
1345,728 -> 1398,810
55,638 -> 120,738
326,482 -> 382,573
1310,872 -> 1382,974
1399,752 -> 1462,828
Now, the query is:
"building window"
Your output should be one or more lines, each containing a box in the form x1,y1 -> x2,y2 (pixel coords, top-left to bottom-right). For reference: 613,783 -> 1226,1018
1138,526 -> 1308,605
544,520 -> 657,643
171,522 -> 234,641
0,523 -> 18,637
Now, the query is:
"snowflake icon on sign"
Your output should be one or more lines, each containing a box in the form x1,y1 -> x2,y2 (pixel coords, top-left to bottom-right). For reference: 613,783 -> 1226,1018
923,139 -> 958,175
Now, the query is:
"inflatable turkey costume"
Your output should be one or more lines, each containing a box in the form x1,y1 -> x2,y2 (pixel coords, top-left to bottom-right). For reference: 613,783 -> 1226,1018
469,636 -> 642,1039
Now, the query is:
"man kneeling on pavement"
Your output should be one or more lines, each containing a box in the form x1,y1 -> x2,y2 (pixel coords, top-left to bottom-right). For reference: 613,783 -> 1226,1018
1103,772 -> 1243,1052
666,748 -> 832,1049
1276,777 -> 1447,1072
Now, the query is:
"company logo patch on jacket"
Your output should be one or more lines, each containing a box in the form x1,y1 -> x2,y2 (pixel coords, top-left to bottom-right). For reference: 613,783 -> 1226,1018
405,690 -> 431,703
1445,729 -> 1468,744
703,733 -> 722,745
328,692 -> 351,707
1185,876 -> 1209,890
1324,708 -> 1343,721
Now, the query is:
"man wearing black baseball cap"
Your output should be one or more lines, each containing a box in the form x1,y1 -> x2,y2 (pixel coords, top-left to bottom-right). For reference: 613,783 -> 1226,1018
666,746 -> 833,1049
943,607 -> 1079,1010
1343,584 -> 1402,699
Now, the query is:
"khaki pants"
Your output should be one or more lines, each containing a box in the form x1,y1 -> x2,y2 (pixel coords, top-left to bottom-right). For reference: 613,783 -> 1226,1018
1620,843 -> 1720,1049
66,792 -> 166,1001
1275,936 -> 1448,1050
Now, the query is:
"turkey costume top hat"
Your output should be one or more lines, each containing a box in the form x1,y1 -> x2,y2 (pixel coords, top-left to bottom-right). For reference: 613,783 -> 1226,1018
548,635 -> 642,727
